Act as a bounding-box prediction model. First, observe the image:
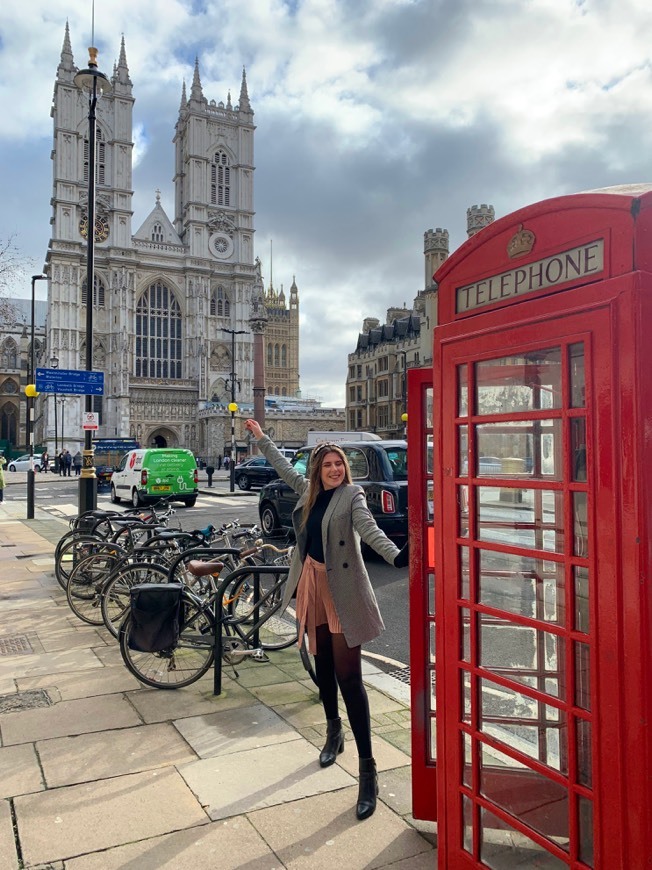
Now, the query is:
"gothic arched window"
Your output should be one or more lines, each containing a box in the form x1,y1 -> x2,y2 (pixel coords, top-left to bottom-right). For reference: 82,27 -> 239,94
0,402 -> 17,445
81,275 -> 106,307
84,126 -> 106,185
211,151 -> 230,207
274,344 -> 280,367
267,343 -> 273,366
281,344 -> 287,367
151,222 -> 164,243
135,281 -> 183,379
210,286 -> 230,317
1,340 -> 18,370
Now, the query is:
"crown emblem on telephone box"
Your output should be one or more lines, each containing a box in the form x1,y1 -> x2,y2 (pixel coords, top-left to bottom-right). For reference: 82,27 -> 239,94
507,224 -> 536,259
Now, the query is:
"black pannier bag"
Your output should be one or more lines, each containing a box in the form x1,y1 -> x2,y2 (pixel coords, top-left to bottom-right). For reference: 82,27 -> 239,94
128,584 -> 184,652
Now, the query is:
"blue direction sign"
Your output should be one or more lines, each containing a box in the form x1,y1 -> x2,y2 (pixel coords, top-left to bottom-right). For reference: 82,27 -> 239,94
35,367 -> 105,396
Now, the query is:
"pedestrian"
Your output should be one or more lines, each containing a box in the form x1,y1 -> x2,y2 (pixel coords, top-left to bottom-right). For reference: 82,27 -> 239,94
223,455 -> 229,471
0,454 -> 5,502
42,451 -> 50,473
73,450 -> 82,476
64,450 -> 72,477
217,454 -> 222,470
58,451 -> 65,476
244,418 -> 409,821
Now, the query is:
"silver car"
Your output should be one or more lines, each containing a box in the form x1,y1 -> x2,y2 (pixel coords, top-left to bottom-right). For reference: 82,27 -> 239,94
7,454 -> 43,472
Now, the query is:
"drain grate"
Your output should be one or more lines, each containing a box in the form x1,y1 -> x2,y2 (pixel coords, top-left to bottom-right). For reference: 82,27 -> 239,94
0,635 -> 34,656
386,666 -> 411,684
0,689 -> 52,713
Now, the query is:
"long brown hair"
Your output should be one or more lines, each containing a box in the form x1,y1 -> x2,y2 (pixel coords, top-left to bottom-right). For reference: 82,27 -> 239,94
300,443 -> 352,528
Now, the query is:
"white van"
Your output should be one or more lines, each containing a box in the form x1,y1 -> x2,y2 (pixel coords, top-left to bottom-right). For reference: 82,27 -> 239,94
110,448 -> 198,508
305,431 -> 381,446
277,448 -> 297,460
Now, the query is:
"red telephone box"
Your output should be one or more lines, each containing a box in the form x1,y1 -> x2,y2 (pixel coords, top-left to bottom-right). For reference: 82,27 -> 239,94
409,185 -> 652,868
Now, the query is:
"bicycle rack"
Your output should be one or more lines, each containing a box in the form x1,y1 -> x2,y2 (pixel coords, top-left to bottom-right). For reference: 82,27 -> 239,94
213,564 -> 290,695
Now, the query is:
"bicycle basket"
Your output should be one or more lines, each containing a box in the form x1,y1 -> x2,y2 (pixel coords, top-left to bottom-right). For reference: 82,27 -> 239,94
128,583 -> 184,652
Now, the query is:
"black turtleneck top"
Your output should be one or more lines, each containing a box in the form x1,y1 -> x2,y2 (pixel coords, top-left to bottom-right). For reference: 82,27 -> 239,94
305,487 -> 337,562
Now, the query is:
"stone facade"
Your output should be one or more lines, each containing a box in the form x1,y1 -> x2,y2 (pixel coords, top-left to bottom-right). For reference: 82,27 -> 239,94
41,26 -> 299,458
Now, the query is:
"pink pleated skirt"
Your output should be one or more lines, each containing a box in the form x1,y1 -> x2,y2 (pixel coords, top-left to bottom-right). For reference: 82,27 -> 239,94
296,555 -> 343,653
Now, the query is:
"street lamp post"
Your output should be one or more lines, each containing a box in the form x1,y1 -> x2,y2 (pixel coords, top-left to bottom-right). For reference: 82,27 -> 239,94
222,328 -> 247,493
50,356 -> 59,472
75,47 -> 111,514
26,274 -> 47,519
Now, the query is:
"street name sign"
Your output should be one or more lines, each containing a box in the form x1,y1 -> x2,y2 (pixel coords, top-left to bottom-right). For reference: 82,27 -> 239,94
35,368 -> 105,395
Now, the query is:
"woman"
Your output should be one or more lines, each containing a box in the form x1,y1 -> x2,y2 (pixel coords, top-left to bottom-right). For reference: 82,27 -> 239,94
244,419 -> 409,821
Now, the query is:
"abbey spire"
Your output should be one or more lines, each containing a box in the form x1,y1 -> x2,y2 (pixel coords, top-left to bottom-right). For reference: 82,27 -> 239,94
239,66 -> 251,113
190,57 -> 205,104
56,21 -> 75,81
113,34 -> 132,91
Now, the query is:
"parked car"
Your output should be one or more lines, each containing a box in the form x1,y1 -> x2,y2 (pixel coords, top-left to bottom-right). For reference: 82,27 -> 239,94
7,453 -> 43,472
258,440 -> 408,544
234,456 -> 280,490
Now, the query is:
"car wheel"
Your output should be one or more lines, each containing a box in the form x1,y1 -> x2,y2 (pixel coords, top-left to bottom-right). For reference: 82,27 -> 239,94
110,485 -> 120,504
131,489 -> 142,508
237,475 -> 251,491
260,503 -> 280,535
183,497 -> 197,507
8,464 -> 16,472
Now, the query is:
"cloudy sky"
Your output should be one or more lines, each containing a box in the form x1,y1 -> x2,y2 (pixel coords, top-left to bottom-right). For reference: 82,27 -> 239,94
2,0 -> 652,405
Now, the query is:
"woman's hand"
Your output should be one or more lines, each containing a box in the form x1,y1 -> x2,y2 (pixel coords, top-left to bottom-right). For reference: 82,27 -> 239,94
394,542 -> 409,569
244,419 -> 264,440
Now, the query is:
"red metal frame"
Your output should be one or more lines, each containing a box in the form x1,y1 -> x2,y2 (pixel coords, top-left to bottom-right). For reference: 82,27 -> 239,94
408,188 -> 652,868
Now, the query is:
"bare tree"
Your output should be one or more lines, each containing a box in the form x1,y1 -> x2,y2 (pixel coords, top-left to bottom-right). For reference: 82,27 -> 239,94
0,235 -> 34,324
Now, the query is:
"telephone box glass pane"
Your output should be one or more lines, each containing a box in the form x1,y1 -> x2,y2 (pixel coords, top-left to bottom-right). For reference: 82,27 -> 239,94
569,343 -> 585,408
476,420 -> 561,480
573,491 -> 589,557
459,425 -> 468,475
462,670 -> 471,724
480,615 -> 565,700
460,547 -> 470,600
477,487 -> 564,553
573,566 -> 590,634
575,641 -> 591,711
428,571 -> 435,615
458,364 -> 468,416
479,550 -> 565,624
480,806 -> 568,869
571,417 -> 587,482
578,796 -> 595,867
577,716 -> 593,788
424,386 -> 433,428
461,607 -> 471,662
476,348 -> 562,415
480,744 -> 570,850
462,794 -> 473,853
462,732 -> 473,787
459,485 -> 469,538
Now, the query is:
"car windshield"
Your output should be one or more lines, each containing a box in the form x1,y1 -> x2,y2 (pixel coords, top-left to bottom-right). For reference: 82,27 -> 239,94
383,446 -> 408,481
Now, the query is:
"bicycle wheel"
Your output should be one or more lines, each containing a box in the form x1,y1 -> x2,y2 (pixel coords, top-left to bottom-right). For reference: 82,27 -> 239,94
55,535 -> 110,590
227,570 -> 298,651
119,593 -> 215,689
65,545 -> 129,625
101,561 -> 171,639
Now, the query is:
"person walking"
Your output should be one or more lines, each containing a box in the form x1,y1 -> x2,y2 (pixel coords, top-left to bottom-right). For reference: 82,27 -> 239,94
244,418 -> 408,821
41,451 -> 50,473
58,451 -> 65,476
73,451 -> 82,476
64,450 -> 73,477
0,454 -> 5,502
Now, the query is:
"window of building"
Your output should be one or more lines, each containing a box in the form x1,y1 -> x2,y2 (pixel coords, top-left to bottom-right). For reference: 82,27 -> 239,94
378,356 -> 389,372
92,394 -> 103,425
1,340 -> 18,370
357,365 -> 362,378
0,402 -> 17,445
211,151 -> 230,206
356,386 -> 363,402
349,412 -> 356,428
151,222 -> 164,243
267,343 -> 273,366
356,410 -> 363,428
281,344 -> 287,367
349,366 -> 355,378
378,379 -> 389,397
83,126 -> 106,185
274,344 -> 280,366
210,286 -> 230,317
135,281 -> 182,379
81,275 -> 106,307
349,386 -> 355,402
377,406 -> 389,429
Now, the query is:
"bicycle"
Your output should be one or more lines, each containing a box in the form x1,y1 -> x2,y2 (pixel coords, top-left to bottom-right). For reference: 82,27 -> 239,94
118,542 -> 317,689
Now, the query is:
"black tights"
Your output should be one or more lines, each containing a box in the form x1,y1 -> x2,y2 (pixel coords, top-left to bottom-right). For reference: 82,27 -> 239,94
314,623 -> 372,759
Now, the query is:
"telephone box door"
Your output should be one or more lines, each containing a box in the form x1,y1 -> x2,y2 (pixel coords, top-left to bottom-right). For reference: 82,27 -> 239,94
435,306 -> 615,868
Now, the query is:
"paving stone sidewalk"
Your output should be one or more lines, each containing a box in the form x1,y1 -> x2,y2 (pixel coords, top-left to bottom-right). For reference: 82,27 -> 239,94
0,507 -> 437,869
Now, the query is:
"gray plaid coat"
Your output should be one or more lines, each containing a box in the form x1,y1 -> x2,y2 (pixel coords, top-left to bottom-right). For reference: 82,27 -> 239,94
257,436 -> 400,647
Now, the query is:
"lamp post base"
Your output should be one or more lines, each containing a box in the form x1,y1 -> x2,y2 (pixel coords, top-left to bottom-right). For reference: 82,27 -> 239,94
27,469 -> 35,519
79,475 -> 97,515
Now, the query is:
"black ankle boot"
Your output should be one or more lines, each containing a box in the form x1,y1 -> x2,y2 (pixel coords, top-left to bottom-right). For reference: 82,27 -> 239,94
356,757 -> 378,820
319,717 -> 344,767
